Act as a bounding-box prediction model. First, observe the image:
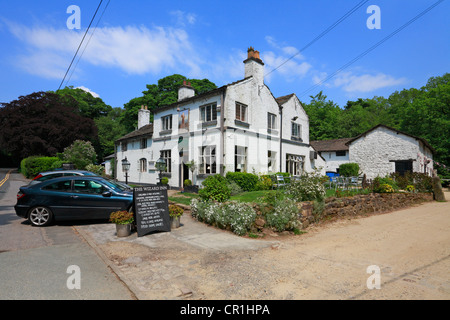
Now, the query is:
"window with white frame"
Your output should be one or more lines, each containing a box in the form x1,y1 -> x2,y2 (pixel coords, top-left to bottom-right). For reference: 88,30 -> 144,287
268,151 -> 276,172
160,150 -> 171,173
268,113 -> 277,130
235,102 -> 248,122
199,146 -> 217,174
139,158 -> 147,172
162,115 -> 172,131
200,103 -> 217,122
286,154 -> 304,176
291,122 -> 301,140
235,146 -> 247,172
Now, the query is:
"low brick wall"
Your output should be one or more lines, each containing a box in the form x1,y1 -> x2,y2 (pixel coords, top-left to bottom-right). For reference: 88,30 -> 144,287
300,192 -> 433,225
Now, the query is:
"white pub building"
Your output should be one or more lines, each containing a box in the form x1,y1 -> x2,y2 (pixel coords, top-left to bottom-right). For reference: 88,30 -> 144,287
115,47 -> 324,188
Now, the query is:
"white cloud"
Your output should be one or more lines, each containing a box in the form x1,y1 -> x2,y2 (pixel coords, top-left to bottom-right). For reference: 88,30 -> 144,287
332,72 -> 408,93
262,36 -> 311,83
263,51 -> 312,83
76,86 -> 100,98
170,10 -> 197,26
6,22 -> 200,79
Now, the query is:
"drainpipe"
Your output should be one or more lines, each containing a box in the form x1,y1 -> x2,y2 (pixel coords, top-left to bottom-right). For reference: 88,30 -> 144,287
220,89 -> 226,176
279,106 -> 283,173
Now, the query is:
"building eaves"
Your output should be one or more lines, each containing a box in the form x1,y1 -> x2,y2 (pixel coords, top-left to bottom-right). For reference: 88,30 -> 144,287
310,138 -> 353,152
115,123 -> 153,143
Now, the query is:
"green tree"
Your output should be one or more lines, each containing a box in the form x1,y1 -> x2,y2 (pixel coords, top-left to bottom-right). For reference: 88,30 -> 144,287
303,91 -> 342,140
63,140 -> 97,169
95,107 -> 127,159
51,86 -> 112,119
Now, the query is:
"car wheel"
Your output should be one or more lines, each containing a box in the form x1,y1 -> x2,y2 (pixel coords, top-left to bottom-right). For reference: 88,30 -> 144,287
28,206 -> 53,227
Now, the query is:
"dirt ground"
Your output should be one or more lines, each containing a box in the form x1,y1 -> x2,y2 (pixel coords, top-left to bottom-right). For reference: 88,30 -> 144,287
95,191 -> 450,300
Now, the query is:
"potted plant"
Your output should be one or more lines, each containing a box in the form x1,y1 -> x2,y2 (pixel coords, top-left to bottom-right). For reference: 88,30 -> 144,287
109,210 -> 134,237
169,204 -> 184,229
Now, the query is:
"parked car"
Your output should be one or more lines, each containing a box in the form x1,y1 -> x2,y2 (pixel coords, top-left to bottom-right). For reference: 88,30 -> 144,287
15,176 -> 134,227
28,170 -> 98,186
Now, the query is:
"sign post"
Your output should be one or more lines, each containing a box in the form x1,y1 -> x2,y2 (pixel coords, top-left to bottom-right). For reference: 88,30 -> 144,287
133,185 -> 171,237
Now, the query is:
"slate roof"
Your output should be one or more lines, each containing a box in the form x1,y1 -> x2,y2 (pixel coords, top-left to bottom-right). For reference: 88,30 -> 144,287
115,123 -> 153,142
310,138 -> 353,152
345,124 -> 436,154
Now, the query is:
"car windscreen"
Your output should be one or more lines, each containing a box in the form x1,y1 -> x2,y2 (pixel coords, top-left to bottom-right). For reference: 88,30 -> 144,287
103,179 -> 131,192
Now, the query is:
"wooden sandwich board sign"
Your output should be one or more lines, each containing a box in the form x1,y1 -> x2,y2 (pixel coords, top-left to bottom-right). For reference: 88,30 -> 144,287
133,185 -> 171,237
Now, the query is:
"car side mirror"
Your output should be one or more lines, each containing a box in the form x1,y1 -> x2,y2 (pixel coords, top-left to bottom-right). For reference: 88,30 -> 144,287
102,191 -> 112,197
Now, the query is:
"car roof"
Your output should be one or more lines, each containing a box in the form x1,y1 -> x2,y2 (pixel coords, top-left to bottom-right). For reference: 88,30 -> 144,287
38,170 -> 97,175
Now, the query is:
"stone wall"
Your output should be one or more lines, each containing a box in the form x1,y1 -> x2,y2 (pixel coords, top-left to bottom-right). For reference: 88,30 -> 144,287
300,192 -> 433,226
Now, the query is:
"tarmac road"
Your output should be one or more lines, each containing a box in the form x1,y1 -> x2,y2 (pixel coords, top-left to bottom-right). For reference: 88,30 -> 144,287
0,169 -> 135,300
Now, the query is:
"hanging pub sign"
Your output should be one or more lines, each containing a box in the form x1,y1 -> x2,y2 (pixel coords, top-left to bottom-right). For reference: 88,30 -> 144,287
133,185 -> 171,237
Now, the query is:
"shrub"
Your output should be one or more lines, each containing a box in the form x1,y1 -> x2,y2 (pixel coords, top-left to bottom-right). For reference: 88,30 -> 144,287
169,204 -> 184,217
286,171 -> 326,202
199,174 -> 230,202
255,175 -> 273,190
63,140 -> 97,169
184,179 -> 192,186
390,172 -> 432,192
224,201 -> 257,236
85,164 -> 105,176
226,180 -> 243,196
265,198 -> 301,232
339,163 -> 360,177
161,176 -> 169,185
226,172 -> 259,192
190,198 -> 256,236
20,156 -> 60,178
373,176 -> 398,193
109,210 -> 134,225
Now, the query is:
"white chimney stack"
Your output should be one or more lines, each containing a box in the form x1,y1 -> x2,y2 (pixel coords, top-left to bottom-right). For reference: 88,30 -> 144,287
244,47 -> 264,86
178,81 -> 195,101
137,105 -> 150,129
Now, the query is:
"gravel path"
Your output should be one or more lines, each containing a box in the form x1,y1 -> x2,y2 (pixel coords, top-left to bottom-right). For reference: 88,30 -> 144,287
78,191 -> 450,300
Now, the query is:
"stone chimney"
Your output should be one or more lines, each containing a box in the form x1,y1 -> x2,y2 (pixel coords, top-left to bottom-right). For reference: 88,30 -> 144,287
244,47 -> 264,86
178,80 -> 195,101
137,105 -> 150,129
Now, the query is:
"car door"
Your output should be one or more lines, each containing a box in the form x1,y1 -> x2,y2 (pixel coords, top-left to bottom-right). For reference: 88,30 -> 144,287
40,179 -> 74,218
71,179 -> 126,219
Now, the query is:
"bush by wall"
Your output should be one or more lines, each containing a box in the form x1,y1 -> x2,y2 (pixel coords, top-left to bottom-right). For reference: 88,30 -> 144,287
226,172 -> 259,192
199,174 -> 230,202
20,156 -> 60,178
339,163 -> 360,177
190,199 -> 256,236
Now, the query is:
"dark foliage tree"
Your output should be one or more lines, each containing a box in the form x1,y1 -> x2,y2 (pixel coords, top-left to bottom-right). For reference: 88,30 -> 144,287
0,91 -> 98,164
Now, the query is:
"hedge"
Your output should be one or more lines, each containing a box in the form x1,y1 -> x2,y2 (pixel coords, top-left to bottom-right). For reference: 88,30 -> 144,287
339,163 -> 360,177
226,172 -> 259,192
20,156 -> 60,178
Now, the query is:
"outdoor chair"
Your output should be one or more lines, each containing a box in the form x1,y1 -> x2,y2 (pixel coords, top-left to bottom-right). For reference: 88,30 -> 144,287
273,175 -> 287,189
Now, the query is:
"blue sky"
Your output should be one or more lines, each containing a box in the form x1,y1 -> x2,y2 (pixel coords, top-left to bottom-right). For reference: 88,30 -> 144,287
1,0 -> 448,109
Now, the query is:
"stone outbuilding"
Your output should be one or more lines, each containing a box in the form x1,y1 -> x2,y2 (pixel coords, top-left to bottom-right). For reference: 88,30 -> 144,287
347,124 -> 435,179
